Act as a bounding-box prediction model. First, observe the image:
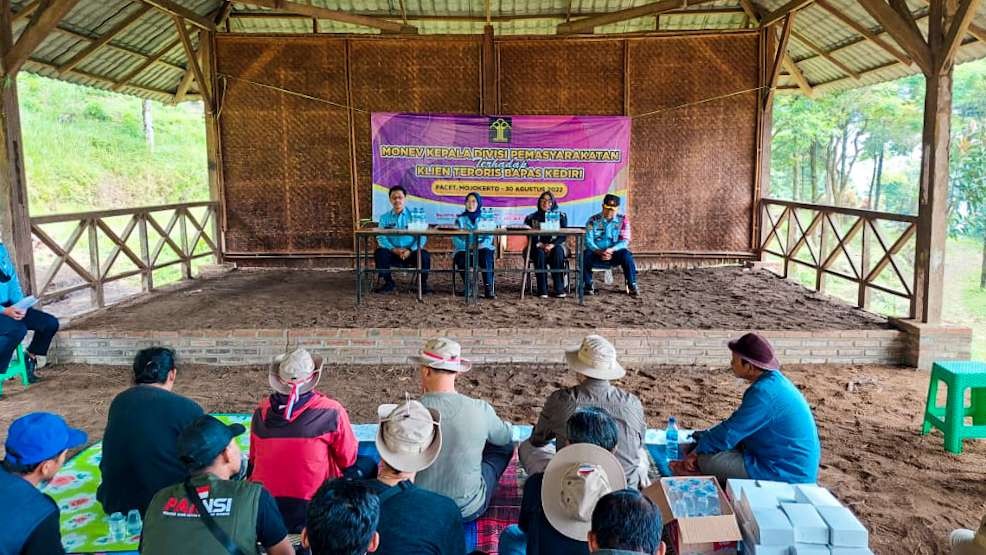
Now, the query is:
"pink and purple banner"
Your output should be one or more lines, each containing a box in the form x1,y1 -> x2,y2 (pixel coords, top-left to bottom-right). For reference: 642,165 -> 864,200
371,113 -> 630,226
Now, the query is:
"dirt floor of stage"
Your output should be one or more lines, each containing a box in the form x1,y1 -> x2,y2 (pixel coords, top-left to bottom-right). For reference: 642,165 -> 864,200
69,267 -> 889,330
1,362 -> 977,554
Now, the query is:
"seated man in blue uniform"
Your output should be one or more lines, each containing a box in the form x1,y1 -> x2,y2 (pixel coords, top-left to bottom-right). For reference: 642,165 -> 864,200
672,332 -> 821,484
583,194 -> 638,297
374,186 -> 432,294
0,241 -> 59,385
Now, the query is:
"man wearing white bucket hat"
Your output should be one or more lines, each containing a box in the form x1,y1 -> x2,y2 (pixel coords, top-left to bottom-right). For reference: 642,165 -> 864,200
520,335 -> 649,488
363,400 -> 465,554
411,337 -> 515,521
249,348 -> 359,532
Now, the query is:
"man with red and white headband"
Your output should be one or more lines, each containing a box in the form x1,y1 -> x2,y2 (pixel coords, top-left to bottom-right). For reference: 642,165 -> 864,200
412,337 -> 515,521
248,348 -> 361,533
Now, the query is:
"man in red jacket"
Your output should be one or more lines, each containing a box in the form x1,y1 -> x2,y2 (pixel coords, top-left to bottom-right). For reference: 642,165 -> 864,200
249,349 -> 359,532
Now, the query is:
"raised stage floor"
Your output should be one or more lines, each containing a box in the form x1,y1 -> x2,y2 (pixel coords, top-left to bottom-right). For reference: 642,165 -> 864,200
44,266 -> 950,368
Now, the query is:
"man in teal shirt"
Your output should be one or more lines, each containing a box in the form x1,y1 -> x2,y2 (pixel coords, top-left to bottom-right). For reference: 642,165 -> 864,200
583,195 -> 638,297
374,186 -> 432,294
0,242 -> 59,385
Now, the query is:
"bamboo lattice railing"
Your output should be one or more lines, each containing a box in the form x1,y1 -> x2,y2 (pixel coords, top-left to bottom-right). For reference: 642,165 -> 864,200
759,198 -> 918,317
30,201 -> 220,306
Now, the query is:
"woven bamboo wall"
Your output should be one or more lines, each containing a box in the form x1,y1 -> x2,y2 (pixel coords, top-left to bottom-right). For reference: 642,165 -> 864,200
215,32 -> 759,259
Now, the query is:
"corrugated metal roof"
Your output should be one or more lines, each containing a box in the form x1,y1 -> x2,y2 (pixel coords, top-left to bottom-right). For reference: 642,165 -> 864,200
10,0 -> 986,101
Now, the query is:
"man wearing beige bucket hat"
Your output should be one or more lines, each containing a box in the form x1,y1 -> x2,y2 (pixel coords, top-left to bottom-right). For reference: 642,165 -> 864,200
411,337 -> 515,521
248,348 -> 360,532
520,335 -> 649,488
363,400 -> 465,554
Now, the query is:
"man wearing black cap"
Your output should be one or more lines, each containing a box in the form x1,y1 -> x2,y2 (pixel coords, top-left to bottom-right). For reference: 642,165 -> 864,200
672,333 -> 821,484
583,194 -> 638,297
0,412 -> 87,554
140,415 -> 293,555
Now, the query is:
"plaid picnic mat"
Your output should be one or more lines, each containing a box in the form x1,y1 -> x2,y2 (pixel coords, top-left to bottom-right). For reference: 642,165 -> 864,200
463,455 -> 524,555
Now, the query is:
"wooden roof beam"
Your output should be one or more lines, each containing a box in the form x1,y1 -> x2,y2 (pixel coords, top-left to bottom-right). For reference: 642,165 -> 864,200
112,36 -> 181,92
742,0 -> 813,95
57,4 -> 151,74
791,29 -> 861,79
815,0 -> 912,66
557,0 -> 719,34
175,3 -> 231,104
25,55 -> 193,100
245,0 -> 415,33
914,0 -> 986,43
760,0 -> 814,27
138,0 -> 215,31
940,0 -> 984,69
857,0 -> 932,74
766,13 -> 795,107
229,7 -> 747,21
172,14 -> 210,107
12,0 -> 41,22
4,0 -> 81,78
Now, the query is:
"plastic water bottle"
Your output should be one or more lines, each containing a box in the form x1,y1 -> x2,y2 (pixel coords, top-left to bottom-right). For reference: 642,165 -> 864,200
108,512 -> 127,541
126,509 -> 142,536
666,416 -> 679,462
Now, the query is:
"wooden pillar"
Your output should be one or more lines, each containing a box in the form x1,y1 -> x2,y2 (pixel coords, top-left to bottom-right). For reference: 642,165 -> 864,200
0,1 -> 35,294
481,25 -> 496,115
200,29 -> 225,262
911,68 -> 952,323
753,27 -> 775,255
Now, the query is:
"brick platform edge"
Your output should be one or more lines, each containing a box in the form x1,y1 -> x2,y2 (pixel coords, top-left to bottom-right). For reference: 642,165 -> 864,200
49,327 -> 910,367
890,319 -> 974,370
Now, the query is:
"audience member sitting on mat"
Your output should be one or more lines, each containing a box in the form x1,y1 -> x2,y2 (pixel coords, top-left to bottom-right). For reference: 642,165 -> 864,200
583,194 -> 638,297
0,412 -> 87,555
524,190 -> 569,299
374,185 -> 432,294
303,479 -> 381,555
412,337 -> 515,521
588,489 -> 665,555
501,406 -> 626,555
98,347 -> 204,517
141,415 -> 293,555
365,399 -> 465,554
671,332 -> 820,484
249,348 -> 362,533
453,192 -> 496,299
520,335 -> 649,487
950,515 -> 986,555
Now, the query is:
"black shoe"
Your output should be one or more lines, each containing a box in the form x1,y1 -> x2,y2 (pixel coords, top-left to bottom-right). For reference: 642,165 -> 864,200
421,284 -> 434,295
585,286 -> 596,296
25,356 -> 40,384
628,283 -> 639,297
483,287 -> 495,299
373,281 -> 396,294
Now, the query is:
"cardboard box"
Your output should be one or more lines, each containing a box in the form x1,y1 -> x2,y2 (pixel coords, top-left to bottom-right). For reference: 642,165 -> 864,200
750,508 -> 795,545
792,544 -> 831,554
780,503 -> 829,544
758,481 -> 798,503
726,478 -> 758,503
645,477 -> 742,555
739,520 -> 790,555
794,485 -> 843,508
815,506 -> 869,547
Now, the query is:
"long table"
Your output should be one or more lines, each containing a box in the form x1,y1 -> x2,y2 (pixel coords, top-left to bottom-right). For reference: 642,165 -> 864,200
354,227 -> 586,305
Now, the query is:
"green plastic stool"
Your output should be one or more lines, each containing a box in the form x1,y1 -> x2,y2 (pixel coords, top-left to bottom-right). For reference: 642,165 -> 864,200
0,345 -> 29,396
921,360 -> 986,454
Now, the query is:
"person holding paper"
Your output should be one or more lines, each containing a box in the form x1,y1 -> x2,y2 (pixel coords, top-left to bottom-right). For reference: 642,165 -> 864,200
0,241 -> 59,384
524,191 -> 569,299
453,192 -> 495,299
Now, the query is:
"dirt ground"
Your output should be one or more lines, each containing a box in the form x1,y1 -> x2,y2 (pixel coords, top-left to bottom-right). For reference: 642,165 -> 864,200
0,362 -> 977,554
70,267 -> 889,330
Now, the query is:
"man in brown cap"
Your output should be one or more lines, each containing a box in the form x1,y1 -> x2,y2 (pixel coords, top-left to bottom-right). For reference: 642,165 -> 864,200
363,400 -> 465,554
672,332 -> 821,484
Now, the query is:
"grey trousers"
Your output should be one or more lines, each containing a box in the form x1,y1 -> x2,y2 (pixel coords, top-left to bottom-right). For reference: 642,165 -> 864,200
697,449 -> 749,485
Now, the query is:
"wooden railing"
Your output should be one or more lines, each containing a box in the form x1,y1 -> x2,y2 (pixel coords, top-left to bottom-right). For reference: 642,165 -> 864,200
30,202 -> 220,306
759,198 -> 918,317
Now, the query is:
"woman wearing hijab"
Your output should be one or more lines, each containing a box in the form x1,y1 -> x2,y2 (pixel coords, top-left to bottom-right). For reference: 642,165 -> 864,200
524,191 -> 569,298
452,192 -> 495,299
